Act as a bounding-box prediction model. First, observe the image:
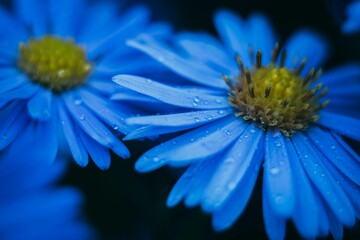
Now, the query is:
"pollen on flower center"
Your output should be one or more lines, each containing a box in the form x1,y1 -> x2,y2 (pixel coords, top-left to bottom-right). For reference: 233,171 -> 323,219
223,44 -> 329,136
17,35 -> 92,92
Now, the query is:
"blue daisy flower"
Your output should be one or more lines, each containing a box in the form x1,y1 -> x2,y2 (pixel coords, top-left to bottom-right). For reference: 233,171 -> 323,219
342,0 -> 360,33
0,137 -> 95,239
0,0 -> 171,169
113,10 -> 360,239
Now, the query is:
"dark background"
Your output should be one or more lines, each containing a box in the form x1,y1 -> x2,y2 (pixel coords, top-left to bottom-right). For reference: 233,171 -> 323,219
64,0 -> 360,239
2,0 -> 359,239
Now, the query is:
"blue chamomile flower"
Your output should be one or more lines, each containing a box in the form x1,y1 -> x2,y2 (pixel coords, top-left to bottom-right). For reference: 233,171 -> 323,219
113,10 -> 360,239
342,0 -> 360,33
0,137 -> 95,240
0,0 -> 171,169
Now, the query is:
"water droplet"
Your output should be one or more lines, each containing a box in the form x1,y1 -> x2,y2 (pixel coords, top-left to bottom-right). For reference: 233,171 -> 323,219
274,195 -> 285,205
171,140 -> 177,145
205,130 -> 210,134
193,96 -> 200,103
304,155 -> 309,158
249,129 -> 256,133
146,79 -> 152,83
215,99 -> 222,104
190,138 -> 195,142
204,101 -> 209,105
330,145 -> 336,150
227,182 -> 236,191
153,157 -> 160,162
206,115 -> 213,120
74,99 -> 83,105
272,132 -> 281,139
192,102 -> 198,107
1,134 -> 7,140
270,167 -> 280,175
79,114 -> 85,121
194,117 -> 200,123
225,130 -> 231,135
112,124 -> 119,130
218,110 -> 224,115
275,143 -> 282,147
61,120 -> 65,125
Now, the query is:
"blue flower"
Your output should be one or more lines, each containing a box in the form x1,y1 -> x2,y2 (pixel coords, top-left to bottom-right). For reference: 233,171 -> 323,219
0,137 -> 95,240
342,0 -> 360,33
0,0 -> 171,169
114,10 -> 360,239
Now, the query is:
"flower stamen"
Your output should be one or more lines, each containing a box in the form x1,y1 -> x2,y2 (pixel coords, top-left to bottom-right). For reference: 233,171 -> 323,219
224,44 -> 329,136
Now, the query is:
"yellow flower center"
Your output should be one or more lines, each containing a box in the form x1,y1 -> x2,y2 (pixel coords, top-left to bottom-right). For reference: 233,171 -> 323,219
223,45 -> 329,136
17,35 -> 92,92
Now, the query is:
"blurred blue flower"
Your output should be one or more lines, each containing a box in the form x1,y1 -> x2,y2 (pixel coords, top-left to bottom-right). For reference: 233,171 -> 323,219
0,137 -> 95,240
0,0 -> 171,169
114,10 -> 360,239
342,0 -> 360,33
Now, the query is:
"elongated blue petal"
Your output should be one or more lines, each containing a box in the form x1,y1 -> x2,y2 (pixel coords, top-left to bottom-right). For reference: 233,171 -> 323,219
79,89 -> 133,134
283,138 -> 319,238
0,74 -> 27,93
292,133 -> 355,226
0,101 -> 28,150
211,127 -> 263,230
79,130 -> 110,170
48,0 -> 85,36
135,115 -> 245,172
342,1 -> 360,33
127,35 -> 227,89
320,63 -> 360,87
57,100 -> 88,167
214,9 -> 251,66
317,111 -> 360,141
201,124 -> 263,212
262,183 -> 286,240
13,0 -> 47,36
264,130 -> 295,216
284,30 -> 328,76
113,75 -> 229,110
167,157 -> 218,208
307,127 -> 360,185
127,109 -> 232,127
27,89 -> 52,121
176,32 -> 235,74
0,82 -> 39,103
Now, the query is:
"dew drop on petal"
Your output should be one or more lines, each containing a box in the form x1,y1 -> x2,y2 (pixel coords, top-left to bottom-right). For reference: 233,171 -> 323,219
79,114 -> 85,121
270,167 -> 280,175
194,117 -> 200,123
193,96 -> 200,103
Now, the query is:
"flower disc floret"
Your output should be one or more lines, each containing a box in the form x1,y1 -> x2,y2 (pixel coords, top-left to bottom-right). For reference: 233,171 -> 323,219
224,45 -> 329,136
18,36 -> 92,92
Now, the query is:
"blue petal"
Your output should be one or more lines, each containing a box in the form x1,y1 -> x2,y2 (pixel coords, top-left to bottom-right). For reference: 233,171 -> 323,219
0,81 -> 39,104
48,0 -> 85,36
63,92 -> 130,159
320,63 -> 360,86
283,137 -> 319,238
79,89 -> 133,134
317,111 -> 360,141
0,7 -> 28,43
284,30 -> 328,76
307,127 -> 360,185
211,127 -> 263,231
176,32 -> 236,74
342,1 -> 360,34
27,89 -> 52,121
79,129 -> 110,170
213,9 -> 252,66
0,74 -> 28,93
264,130 -> 295,216
13,0 -> 48,36
126,35 -> 227,89
313,190 -> 330,237
328,206 -> 344,240
85,5 -> 150,59
201,124 -> 264,212
167,157 -> 218,208
262,184 -> 286,240
126,109 -> 232,127
331,132 -> 360,162
0,101 -> 28,150
87,78 -> 119,96
124,125 -> 192,140
76,2 -> 121,43
247,13 -> 276,64
292,133 -> 355,226
135,115 -> 246,172
57,100 -> 88,167
113,75 -> 229,110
